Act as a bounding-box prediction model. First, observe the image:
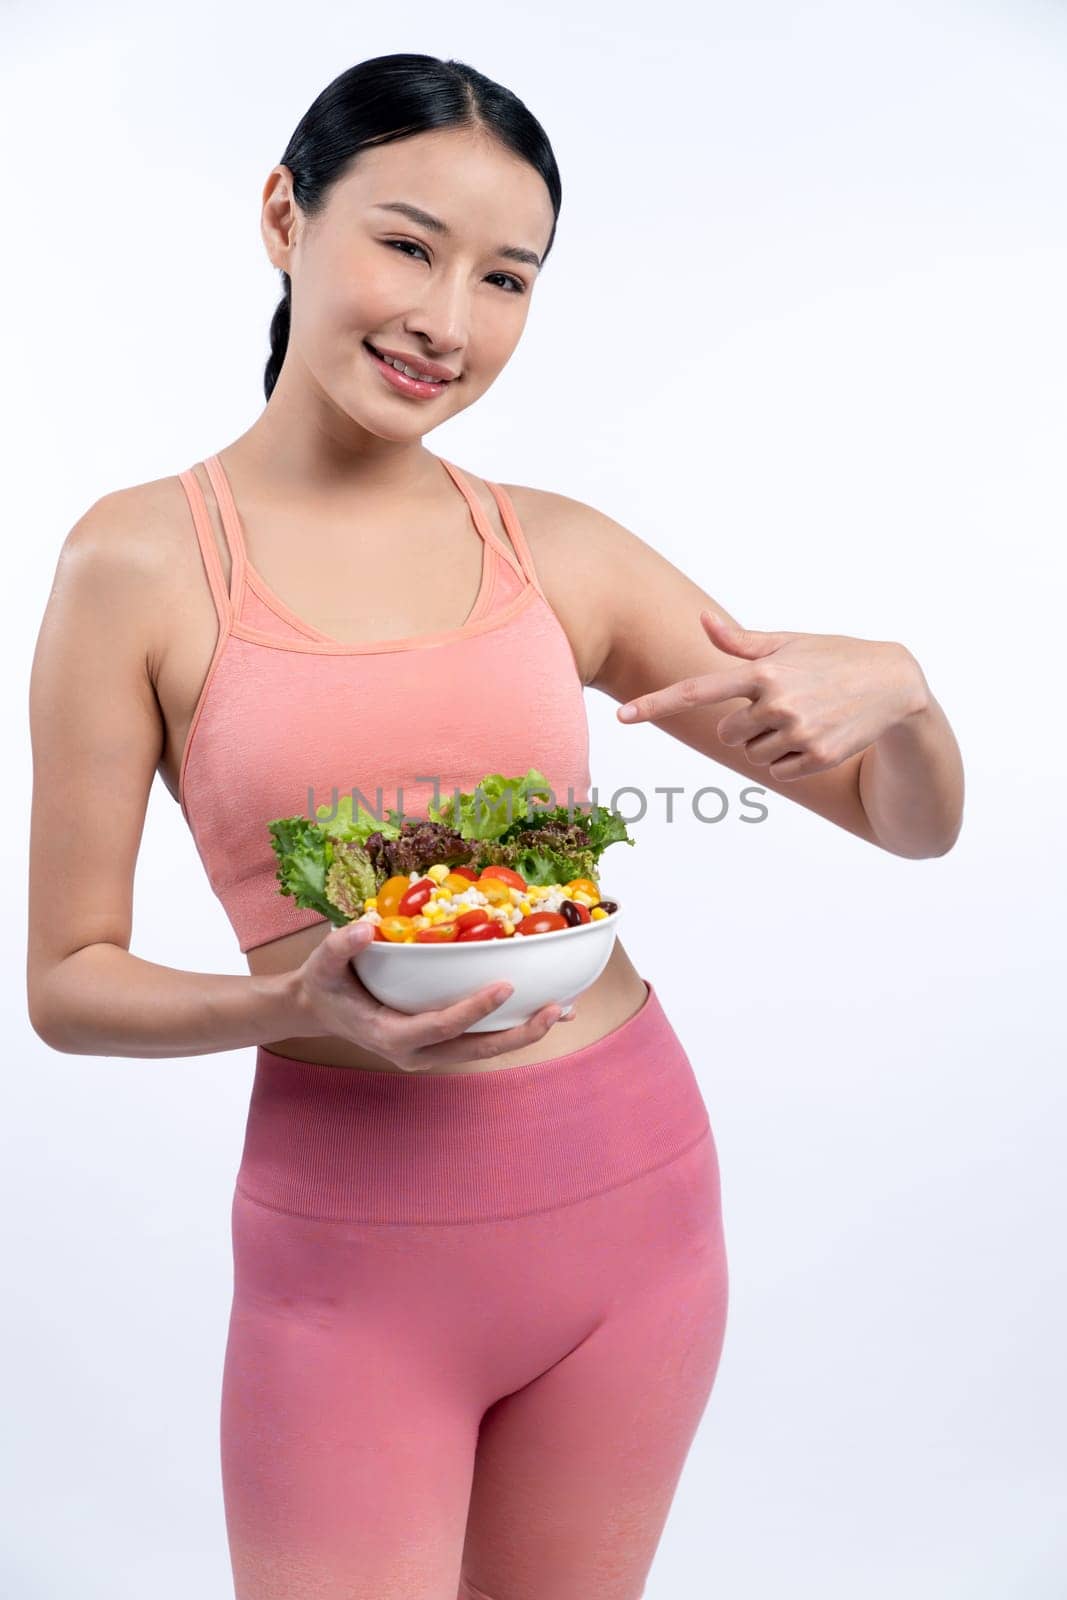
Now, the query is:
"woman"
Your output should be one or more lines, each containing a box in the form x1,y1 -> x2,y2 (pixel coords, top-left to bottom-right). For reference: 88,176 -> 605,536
27,52 -> 964,1600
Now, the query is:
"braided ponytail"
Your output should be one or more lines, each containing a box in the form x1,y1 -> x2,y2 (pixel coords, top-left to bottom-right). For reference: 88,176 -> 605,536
264,274 -> 292,402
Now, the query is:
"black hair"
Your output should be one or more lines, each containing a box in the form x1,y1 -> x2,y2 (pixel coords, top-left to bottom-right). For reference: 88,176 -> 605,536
263,53 -> 562,401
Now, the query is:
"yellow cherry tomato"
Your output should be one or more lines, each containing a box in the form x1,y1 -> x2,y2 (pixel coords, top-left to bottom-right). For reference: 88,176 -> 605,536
414,922 -> 460,943
477,877 -> 514,907
442,872 -> 476,896
376,875 -> 413,918
565,878 -> 600,901
479,865 -> 527,890
378,914 -> 416,943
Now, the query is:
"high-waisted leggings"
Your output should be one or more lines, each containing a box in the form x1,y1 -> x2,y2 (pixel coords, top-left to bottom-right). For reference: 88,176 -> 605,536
221,978 -> 729,1599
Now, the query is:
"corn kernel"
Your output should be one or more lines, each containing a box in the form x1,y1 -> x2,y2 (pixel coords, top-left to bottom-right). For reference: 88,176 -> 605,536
426,863 -> 450,883
499,920 -> 515,936
572,891 -> 596,907
431,885 -> 449,899
364,897 -> 378,911
425,906 -> 444,923
519,898 -> 532,915
590,906 -> 608,920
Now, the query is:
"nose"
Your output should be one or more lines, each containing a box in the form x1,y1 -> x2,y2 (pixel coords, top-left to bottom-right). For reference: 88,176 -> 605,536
402,270 -> 469,365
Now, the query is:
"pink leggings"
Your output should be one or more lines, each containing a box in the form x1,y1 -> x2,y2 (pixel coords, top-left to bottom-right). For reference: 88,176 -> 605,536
221,979 -> 729,1599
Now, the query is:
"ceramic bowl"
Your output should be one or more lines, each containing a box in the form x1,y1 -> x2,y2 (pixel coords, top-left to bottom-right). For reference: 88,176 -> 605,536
350,903 -> 622,1032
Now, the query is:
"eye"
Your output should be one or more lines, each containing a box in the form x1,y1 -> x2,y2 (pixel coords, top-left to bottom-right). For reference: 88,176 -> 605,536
381,239 -> 527,295
385,239 -> 429,264
487,271 -> 527,295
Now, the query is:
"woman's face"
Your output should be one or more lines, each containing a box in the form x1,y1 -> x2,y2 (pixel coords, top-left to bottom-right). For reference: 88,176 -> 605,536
261,126 -> 556,441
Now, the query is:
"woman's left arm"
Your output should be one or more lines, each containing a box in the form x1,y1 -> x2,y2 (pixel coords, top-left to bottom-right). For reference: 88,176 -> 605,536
853,666 -> 964,859
618,613 -> 964,860
513,489 -> 964,860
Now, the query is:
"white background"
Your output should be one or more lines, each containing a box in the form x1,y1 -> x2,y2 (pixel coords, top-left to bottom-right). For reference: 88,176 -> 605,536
4,1 -> 1065,1595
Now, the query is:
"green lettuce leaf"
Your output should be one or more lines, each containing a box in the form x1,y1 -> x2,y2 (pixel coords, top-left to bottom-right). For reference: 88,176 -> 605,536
268,817 -> 349,927
495,840 -> 599,887
313,792 -> 403,846
498,801 -> 635,864
427,768 -> 553,841
324,839 -> 378,919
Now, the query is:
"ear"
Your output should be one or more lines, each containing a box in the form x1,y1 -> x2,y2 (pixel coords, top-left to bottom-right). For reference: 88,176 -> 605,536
260,164 -> 301,272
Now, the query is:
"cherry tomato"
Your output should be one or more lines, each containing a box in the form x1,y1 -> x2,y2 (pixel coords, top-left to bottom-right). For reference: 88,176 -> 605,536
477,878 -> 514,907
564,878 -> 600,901
398,877 -> 435,917
479,865 -> 527,891
456,920 -> 504,941
515,911 -> 568,937
370,922 -> 387,941
455,908 -> 492,931
377,875 -> 413,918
378,914 -> 417,943
442,872 -> 477,896
559,899 -> 591,926
414,922 -> 460,943
449,865 -> 479,882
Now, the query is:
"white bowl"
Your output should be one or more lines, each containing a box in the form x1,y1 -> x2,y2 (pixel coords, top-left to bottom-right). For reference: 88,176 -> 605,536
351,903 -> 622,1032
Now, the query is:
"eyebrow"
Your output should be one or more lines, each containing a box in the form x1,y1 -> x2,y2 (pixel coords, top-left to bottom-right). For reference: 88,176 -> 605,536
370,200 -> 543,270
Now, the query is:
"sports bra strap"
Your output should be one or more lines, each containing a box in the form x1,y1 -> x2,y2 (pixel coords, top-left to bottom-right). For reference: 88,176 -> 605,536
178,466 -> 232,630
180,455 -> 545,630
437,458 -> 526,588
203,455 -> 248,600
483,481 -> 547,601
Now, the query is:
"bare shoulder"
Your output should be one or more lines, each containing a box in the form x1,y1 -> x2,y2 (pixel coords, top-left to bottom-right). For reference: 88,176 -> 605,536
52,472 -> 206,676
57,473 -> 197,586
498,482 -> 620,557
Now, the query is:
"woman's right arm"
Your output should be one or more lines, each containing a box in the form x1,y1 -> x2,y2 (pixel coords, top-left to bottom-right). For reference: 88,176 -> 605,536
27,492 -> 573,1065
26,490 -> 303,1057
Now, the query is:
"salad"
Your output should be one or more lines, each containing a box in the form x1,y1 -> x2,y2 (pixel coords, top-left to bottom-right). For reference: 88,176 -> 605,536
268,768 -> 632,944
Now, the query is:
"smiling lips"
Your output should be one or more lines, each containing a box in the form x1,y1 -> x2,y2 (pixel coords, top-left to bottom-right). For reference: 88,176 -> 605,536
365,341 -> 459,382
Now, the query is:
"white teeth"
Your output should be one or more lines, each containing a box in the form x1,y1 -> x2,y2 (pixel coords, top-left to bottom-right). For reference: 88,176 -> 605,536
377,349 -> 446,383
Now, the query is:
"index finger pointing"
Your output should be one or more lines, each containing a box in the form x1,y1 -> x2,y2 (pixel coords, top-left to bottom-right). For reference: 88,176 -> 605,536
617,664 -> 760,723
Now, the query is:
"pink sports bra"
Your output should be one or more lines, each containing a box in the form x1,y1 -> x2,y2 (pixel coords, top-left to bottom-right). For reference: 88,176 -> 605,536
175,453 -> 593,953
